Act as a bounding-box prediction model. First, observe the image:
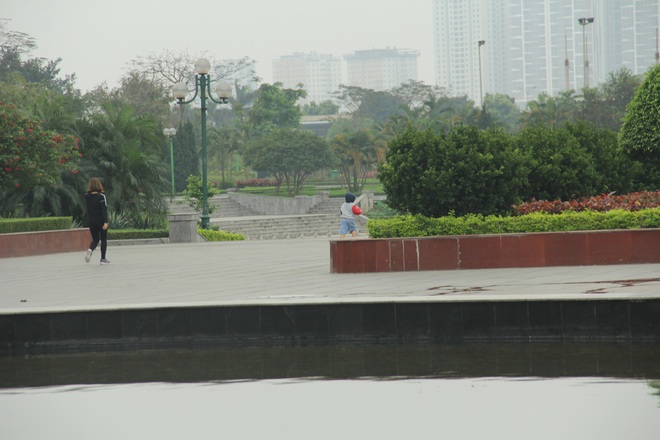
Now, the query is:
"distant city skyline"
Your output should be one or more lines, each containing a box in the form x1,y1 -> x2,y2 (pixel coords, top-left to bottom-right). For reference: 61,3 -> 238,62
3,0 -> 659,106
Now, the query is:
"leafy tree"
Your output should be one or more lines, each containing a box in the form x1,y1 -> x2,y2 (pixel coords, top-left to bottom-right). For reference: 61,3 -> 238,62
520,92 -> 577,129
483,93 -> 520,132
563,121 -> 643,194
244,128 -> 335,195
619,64 -> 660,188
329,119 -> 385,193
334,85 -> 403,123
112,70 -> 171,124
0,20 -> 76,94
515,125 -> 599,201
208,125 -> 241,186
0,101 -> 80,190
378,126 -> 527,217
248,83 -> 306,137
182,174 -> 217,213
77,100 -> 168,224
302,100 -> 339,116
170,121 -> 198,192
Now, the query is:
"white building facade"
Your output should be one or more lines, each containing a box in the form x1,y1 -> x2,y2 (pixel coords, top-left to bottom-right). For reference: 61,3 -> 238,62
432,0 -> 660,106
272,52 -> 342,104
344,48 -> 419,91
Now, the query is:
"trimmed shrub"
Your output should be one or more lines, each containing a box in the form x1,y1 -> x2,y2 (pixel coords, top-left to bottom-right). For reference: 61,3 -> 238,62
0,217 -> 72,234
367,208 -> 660,238
197,229 -> 246,241
107,229 -> 169,240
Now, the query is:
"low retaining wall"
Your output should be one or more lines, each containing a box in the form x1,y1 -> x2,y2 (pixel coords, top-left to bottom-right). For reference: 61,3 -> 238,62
330,229 -> 660,273
0,229 -> 89,259
228,191 -> 329,215
1,297 -> 659,354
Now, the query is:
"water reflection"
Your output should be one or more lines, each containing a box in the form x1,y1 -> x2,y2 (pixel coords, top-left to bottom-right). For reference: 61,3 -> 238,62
1,343 -> 659,387
1,344 -> 660,439
1,377 -> 659,440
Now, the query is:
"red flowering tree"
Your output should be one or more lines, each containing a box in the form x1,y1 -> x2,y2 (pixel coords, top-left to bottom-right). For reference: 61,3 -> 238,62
0,101 -> 80,190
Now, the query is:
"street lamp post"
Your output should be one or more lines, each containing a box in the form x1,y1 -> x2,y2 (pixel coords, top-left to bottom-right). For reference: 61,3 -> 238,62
172,58 -> 232,229
478,40 -> 485,108
163,127 -> 176,197
578,17 -> 594,89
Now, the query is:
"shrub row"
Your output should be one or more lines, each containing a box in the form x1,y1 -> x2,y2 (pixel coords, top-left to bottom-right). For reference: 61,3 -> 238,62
235,178 -> 278,188
0,217 -> 71,234
107,229 -> 169,240
367,208 -> 660,238
198,229 -> 246,241
513,191 -> 660,215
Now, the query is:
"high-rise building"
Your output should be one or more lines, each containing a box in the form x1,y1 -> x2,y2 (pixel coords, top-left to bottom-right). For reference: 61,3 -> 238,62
344,48 -> 419,91
432,0 -> 660,106
272,52 -> 341,104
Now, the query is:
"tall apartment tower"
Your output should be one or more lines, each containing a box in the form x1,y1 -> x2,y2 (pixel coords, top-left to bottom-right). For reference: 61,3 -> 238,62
432,0 -> 492,102
594,0 -> 660,78
433,0 -> 660,106
344,48 -> 419,91
272,52 -> 341,103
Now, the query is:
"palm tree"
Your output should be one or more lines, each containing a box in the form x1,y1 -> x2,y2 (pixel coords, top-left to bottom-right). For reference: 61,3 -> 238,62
78,100 -> 168,227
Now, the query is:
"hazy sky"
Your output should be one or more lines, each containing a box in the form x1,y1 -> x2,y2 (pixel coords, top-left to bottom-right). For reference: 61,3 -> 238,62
3,0 -> 435,92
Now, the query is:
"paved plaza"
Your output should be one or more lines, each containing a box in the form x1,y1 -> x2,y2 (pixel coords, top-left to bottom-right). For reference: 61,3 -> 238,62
2,238 -> 659,315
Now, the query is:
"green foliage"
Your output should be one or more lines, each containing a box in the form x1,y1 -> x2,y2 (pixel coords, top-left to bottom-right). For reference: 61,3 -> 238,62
248,83 -> 306,136
244,128 -> 335,195
198,228 -> 246,241
302,100 -> 339,116
619,64 -> 660,188
562,121 -> 641,193
108,210 -> 167,230
183,174 -> 218,213
483,93 -> 521,132
329,121 -> 383,193
77,100 -> 169,222
0,101 -> 80,190
172,122 -> 198,192
378,126 -> 526,217
514,124 -> 599,200
367,208 -> 660,238
106,228 -> 168,240
0,216 -> 71,233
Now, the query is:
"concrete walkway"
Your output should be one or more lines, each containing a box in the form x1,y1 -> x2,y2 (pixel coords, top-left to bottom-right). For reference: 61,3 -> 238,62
2,238 -> 659,315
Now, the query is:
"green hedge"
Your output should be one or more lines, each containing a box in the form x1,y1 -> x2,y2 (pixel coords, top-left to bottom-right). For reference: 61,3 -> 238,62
0,217 -> 72,234
367,208 -> 660,238
197,229 -> 246,241
107,229 -> 169,240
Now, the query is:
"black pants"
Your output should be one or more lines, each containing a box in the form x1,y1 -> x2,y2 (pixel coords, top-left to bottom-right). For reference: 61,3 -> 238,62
88,224 -> 107,259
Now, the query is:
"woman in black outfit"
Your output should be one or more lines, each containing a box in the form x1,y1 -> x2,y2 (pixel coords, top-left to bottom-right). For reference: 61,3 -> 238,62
84,177 -> 110,264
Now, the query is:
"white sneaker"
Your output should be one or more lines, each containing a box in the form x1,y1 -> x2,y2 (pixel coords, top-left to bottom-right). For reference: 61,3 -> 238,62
99,259 -> 111,265
85,249 -> 93,263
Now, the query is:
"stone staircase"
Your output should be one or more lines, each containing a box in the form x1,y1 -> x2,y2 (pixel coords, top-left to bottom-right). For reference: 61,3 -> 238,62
211,214 -> 340,240
166,195 -> 259,218
167,194 -> 368,240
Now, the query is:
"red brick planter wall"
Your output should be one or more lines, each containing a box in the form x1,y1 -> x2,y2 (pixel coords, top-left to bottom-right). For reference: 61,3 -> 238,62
0,229 -> 89,259
330,229 -> 660,273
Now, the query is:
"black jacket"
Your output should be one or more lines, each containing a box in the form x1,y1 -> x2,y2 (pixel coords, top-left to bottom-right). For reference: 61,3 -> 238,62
85,192 -> 108,226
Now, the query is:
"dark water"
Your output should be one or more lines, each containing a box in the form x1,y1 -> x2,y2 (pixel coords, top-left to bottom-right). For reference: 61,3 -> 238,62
1,343 -> 659,439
